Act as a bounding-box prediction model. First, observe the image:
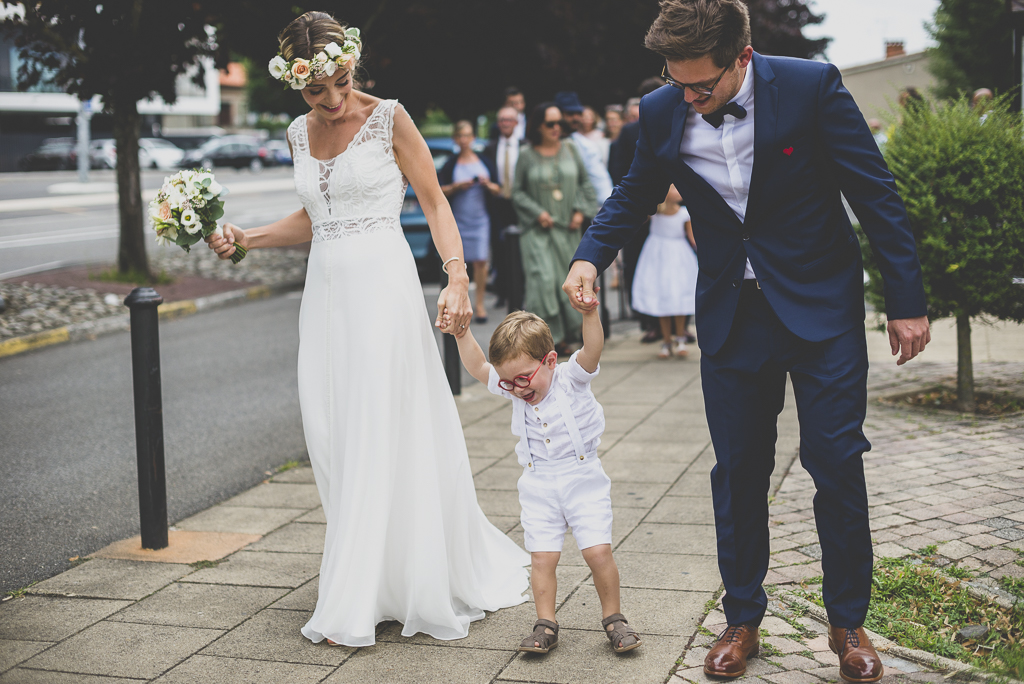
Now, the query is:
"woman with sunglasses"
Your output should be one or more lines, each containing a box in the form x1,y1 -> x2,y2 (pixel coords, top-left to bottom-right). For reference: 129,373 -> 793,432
512,102 -> 599,356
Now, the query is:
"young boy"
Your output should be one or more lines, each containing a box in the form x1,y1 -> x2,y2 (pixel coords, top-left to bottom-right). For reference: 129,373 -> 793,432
452,304 -> 641,655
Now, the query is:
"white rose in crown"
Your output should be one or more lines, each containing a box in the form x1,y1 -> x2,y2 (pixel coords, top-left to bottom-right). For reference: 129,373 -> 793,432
268,55 -> 288,80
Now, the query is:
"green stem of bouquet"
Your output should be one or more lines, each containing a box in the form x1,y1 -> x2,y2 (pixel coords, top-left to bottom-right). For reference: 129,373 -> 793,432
230,243 -> 247,265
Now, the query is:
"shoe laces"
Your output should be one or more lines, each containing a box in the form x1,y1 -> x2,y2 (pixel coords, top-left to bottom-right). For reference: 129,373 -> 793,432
719,625 -> 748,644
842,628 -> 861,649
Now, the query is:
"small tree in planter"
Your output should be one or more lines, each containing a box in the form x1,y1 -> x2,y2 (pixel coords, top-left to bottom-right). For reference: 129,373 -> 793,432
862,95 -> 1024,412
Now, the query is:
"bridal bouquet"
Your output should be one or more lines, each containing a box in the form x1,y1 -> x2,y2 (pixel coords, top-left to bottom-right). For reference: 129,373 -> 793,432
149,169 -> 245,264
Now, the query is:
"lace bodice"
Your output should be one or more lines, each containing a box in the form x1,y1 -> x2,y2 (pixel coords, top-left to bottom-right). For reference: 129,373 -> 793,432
288,100 -> 407,242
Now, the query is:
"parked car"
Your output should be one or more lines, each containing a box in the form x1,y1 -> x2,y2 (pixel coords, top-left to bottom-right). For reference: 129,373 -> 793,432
264,139 -> 292,166
20,138 -> 77,171
400,137 -> 485,281
89,137 -> 185,170
180,135 -> 268,172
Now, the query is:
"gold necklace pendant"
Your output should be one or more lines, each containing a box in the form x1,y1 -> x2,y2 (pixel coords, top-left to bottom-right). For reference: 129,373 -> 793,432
552,188 -> 564,201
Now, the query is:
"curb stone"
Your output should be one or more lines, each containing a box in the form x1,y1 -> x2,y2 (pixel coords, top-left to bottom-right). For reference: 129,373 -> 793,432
774,591 -> 1022,684
0,280 -> 304,360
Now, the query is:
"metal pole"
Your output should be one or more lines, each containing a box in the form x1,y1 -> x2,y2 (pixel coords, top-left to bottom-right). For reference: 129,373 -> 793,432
506,231 -> 524,312
598,270 -> 611,339
124,287 -> 168,550
438,253 -> 462,395
76,100 -> 92,184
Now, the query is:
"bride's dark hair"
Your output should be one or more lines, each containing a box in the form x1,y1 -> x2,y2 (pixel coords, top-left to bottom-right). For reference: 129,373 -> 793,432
278,11 -> 358,67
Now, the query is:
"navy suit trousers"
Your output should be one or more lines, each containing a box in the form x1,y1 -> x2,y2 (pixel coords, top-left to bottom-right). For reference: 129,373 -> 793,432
701,282 -> 873,628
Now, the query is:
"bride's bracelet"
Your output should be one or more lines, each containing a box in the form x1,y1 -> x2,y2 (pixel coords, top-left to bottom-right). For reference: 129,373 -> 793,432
441,256 -> 461,275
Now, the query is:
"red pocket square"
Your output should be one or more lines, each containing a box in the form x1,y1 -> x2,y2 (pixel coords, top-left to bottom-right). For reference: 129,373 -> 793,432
783,147 -> 794,156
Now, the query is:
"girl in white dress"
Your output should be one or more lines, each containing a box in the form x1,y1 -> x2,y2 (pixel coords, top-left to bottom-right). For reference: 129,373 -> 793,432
207,11 -> 528,647
630,185 -> 698,359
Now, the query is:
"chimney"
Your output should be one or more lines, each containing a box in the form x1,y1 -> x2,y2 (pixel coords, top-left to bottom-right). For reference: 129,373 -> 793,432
885,41 -> 905,59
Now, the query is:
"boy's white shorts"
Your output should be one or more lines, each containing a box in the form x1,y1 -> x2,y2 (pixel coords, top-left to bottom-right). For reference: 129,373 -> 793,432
517,456 -> 613,553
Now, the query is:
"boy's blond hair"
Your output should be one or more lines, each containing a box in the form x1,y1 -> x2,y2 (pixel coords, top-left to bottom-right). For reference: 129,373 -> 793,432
489,311 -> 555,366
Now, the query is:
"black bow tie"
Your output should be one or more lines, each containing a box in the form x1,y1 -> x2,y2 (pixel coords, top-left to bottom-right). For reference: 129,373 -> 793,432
702,101 -> 747,128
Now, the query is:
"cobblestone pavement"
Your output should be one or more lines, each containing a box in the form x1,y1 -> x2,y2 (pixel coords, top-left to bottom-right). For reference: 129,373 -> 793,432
1,325 -> 1020,683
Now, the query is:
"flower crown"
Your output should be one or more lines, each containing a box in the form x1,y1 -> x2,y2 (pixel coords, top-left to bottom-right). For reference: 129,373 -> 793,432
268,27 -> 362,90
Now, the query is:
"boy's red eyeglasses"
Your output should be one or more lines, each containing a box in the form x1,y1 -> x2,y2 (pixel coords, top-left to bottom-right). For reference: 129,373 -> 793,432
497,352 -> 553,392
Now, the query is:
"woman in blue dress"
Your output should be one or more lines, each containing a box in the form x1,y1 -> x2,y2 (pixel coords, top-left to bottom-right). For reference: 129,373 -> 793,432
440,120 -> 501,322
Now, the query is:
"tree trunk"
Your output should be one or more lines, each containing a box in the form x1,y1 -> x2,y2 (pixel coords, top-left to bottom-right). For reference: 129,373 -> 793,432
112,96 -> 150,279
956,313 -> 976,413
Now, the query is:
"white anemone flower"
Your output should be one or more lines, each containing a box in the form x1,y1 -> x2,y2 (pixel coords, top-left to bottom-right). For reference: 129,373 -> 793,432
268,56 -> 288,80
180,209 -> 201,235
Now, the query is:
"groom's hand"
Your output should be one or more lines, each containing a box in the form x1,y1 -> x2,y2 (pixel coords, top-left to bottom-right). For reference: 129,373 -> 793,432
562,260 -> 599,313
888,315 -> 931,366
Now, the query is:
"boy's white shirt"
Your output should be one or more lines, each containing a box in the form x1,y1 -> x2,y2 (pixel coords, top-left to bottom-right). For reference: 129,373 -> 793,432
488,350 -> 604,468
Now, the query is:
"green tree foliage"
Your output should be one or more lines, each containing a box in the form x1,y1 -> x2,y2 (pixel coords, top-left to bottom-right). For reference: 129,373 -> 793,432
745,0 -> 829,60
927,0 -> 1015,100
863,96 -> 1024,411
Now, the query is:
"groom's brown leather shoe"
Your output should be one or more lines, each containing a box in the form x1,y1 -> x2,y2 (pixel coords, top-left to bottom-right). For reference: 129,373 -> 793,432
829,626 -> 884,683
703,624 -> 760,678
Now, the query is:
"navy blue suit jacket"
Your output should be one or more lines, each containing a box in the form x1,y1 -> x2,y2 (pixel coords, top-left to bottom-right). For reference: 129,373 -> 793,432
574,53 -> 928,356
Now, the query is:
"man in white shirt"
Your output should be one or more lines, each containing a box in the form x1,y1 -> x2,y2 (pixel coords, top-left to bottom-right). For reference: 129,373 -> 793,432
554,91 -> 613,206
484,106 -> 524,309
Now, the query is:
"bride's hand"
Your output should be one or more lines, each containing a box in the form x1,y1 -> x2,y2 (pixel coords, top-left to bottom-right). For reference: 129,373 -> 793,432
435,282 -> 472,338
205,222 -> 249,260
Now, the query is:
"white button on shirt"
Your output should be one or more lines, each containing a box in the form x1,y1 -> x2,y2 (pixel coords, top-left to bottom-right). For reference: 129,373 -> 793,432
679,61 -> 757,279
488,351 -> 605,464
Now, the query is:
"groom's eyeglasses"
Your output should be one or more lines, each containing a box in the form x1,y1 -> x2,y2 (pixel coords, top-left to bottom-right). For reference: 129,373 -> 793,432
662,64 -> 729,97
497,352 -> 553,392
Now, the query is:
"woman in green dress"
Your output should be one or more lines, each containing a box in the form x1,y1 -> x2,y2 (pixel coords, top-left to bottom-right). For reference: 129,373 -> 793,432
512,102 -> 599,353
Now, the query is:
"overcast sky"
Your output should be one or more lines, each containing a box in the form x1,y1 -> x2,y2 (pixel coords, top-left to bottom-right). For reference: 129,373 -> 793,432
804,0 -> 941,67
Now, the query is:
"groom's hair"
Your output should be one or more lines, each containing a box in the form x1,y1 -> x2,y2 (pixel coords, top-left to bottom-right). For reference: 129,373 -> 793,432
645,0 -> 751,68
489,311 -> 555,367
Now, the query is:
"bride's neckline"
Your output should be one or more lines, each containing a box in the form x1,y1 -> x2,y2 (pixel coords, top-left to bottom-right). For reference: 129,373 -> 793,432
303,100 -> 386,163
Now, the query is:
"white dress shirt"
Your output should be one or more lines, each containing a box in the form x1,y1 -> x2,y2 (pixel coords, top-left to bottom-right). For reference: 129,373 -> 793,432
515,112 -> 526,141
679,61 -> 757,279
496,134 -> 520,190
488,351 -> 604,466
571,131 -> 614,205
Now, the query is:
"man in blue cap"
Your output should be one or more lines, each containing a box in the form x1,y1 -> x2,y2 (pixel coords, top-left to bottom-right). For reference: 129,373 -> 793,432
555,91 -> 613,205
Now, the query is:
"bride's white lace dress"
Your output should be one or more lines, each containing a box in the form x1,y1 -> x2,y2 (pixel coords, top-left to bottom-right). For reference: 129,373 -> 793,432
289,100 -> 529,647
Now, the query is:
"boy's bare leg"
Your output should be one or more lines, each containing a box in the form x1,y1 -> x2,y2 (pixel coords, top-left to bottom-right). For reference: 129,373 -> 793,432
582,544 -> 624,643
531,551 -> 560,646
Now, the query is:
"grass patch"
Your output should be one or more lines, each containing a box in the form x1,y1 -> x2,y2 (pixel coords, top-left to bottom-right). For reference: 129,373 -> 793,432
884,387 -> 1024,416
999,577 -> 1024,601
188,559 -> 222,570
89,268 -> 174,286
3,581 -> 37,600
276,460 -> 302,473
865,557 -> 1023,679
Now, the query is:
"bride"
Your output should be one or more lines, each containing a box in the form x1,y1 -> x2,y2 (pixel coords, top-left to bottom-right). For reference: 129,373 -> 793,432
207,11 -> 529,647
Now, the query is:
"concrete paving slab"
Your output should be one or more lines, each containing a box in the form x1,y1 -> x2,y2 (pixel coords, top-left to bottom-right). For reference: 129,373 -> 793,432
89,531 -> 261,565
0,596 -> 130,642
0,670 -> 141,684
464,439 -> 517,457
472,466 -> 523,491
0,639 -> 50,674
555,584 -> 712,637
601,459 -> 688,484
153,653 -> 334,683
499,630 -> 689,684
21,621 -> 222,680
505,528 -> 586,567
612,482 -> 673,508
200,609 -> 352,666
614,552 -> 722,592
107,583 -> 288,630
523,565 -> 595,607
182,550 -> 321,588
376,601 -> 536,651
246,522 -> 325,554
477,490 -> 523,517
646,496 -> 716,525
324,642 -> 511,683
612,507 -> 650,545
175,505 -> 306,535
486,514 -> 522,534
619,523 -> 717,555
602,440 -> 710,463
469,456 -> 500,474
667,475 -> 714,498
270,466 -> 316,484
28,559 -> 190,601
221,483 -> 321,509
296,508 -> 326,524
269,577 -> 319,612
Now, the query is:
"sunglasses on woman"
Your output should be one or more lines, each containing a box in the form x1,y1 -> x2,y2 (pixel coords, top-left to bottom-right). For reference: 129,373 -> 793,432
542,120 -> 562,129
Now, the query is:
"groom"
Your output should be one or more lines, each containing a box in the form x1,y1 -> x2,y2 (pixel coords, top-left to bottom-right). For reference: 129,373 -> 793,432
564,1 -> 930,681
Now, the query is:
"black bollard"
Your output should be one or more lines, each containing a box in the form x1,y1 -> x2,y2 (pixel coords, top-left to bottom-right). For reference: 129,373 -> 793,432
506,231 -> 524,312
124,287 -> 168,550
437,254 -> 462,395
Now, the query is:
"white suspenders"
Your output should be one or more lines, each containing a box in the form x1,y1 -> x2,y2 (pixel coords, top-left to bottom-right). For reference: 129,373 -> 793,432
518,387 -> 591,470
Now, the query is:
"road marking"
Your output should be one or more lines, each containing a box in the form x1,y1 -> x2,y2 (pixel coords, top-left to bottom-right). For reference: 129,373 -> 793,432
0,260 -> 70,280
0,328 -> 70,359
0,228 -> 118,249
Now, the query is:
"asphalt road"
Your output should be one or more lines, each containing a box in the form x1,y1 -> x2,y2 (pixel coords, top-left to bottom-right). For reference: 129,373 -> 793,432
0,167 -> 297,280
0,294 -> 308,594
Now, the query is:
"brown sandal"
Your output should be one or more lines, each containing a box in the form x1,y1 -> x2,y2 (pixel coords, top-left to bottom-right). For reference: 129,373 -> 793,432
603,613 -> 642,653
518,619 -> 559,653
